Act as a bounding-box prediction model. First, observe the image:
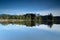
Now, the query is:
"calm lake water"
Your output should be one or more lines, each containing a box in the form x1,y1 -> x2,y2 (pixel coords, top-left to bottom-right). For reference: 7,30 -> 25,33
0,24 -> 60,40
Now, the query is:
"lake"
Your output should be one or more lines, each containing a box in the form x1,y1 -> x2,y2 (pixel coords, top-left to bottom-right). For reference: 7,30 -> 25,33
0,24 -> 60,40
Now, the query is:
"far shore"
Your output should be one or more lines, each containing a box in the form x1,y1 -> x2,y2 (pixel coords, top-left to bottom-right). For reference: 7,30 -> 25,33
0,19 -> 32,22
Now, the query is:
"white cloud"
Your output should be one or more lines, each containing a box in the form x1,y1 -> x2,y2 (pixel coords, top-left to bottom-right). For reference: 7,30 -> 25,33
0,9 -> 60,16
36,9 -> 60,16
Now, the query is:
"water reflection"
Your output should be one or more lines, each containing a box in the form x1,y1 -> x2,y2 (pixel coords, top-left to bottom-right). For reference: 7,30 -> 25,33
0,24 -> 60,40
0,20 -> 60,28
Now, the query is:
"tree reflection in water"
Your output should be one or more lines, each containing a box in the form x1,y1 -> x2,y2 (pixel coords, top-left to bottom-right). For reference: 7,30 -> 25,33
0,13 -> 60,28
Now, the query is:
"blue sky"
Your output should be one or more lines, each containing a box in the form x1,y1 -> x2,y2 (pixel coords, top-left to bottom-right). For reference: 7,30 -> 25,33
0,0 -> 60,16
